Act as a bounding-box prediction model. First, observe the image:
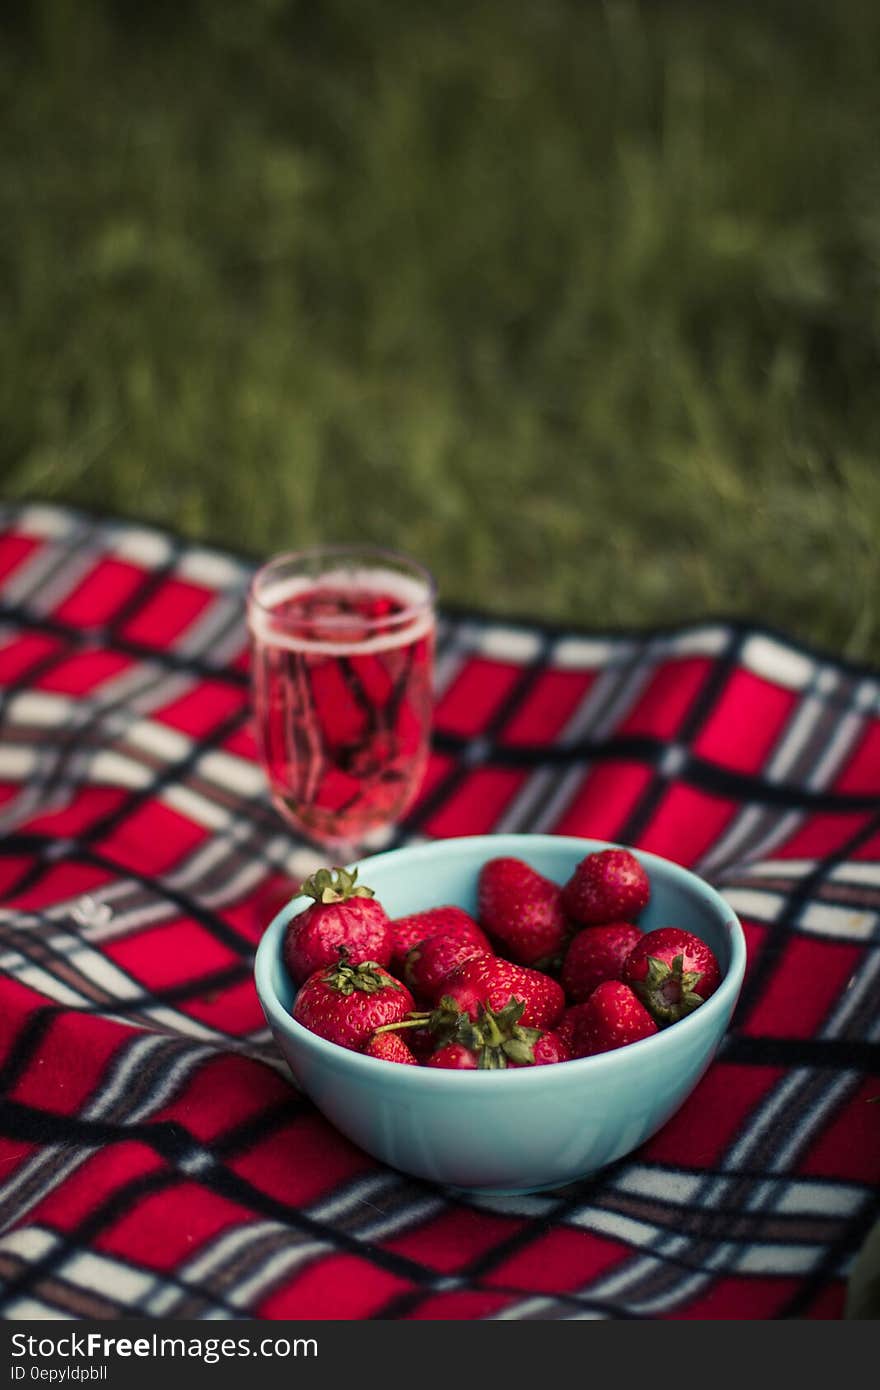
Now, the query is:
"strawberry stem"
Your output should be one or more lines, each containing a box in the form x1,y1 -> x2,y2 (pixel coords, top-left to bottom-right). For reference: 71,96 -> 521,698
372,1012 -> 434,1034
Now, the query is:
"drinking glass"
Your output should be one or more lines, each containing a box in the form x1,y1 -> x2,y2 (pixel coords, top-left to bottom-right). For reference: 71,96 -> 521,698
247,545 -> 436,856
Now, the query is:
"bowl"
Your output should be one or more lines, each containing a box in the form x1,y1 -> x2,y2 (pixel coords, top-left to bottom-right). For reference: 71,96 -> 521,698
254,834 -> 746,1193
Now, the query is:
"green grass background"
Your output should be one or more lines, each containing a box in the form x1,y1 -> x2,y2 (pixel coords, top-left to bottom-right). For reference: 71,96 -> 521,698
1,0 -> 879,659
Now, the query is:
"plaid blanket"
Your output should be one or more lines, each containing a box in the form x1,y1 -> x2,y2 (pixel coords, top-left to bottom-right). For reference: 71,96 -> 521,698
0,501 -> 877,1321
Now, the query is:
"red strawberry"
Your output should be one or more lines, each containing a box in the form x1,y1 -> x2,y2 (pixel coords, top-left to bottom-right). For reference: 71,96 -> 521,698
477,857 -> 569,966
561,848 -> 650,926
513,1029 -> 571,1067
427,1042 -> 478,1070
389,905 -> 484,972
363,1031 -> 419,1065
439,954 -> 565,1029
389,915 -> 431,972
405,1022 -> 441,1060
567,981 -> 659,1057
622,927 -> 721,1025
292,954 -> 414,1051
382,995 -> 564,1069
556,1007 -> 579,1055
404,933 -> 492,1004
561,922 -> 644,1003
367,994 -> 466,1057
283,866 -> 392,986
420,999 -> 546,1069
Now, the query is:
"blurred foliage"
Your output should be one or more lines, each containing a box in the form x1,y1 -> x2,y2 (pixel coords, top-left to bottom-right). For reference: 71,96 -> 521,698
0,0 -> 879,657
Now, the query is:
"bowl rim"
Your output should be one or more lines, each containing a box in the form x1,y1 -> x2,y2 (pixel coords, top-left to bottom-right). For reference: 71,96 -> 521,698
254,834 -> 747,1089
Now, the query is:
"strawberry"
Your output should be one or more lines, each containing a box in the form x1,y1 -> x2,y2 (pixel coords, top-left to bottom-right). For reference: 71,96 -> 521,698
622,927 -> 721,1025
477,856 -> 569,966
389,905 -> 484,972
439,954 -> 565,1029
561,848 -> 650,927
404,933 -> 492,1004
404,1022 -> 441,1060
418,998 -> 546,1069
363,1031 -> 419,1065
567,981 -> 659,1057
292,954 -> 414,1050
283,866 -> 392,986
514,1029 -> 571,1067
561,922 -> 644,1003
427,1042 -> 478,1070
377,992 -> 552,1068
370,993 -> 466,1056
388,915 -> 431,972
556,1007 -> 579,1056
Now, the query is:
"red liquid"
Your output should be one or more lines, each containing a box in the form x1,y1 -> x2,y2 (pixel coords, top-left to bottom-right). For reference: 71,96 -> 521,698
250,577 -> 434,847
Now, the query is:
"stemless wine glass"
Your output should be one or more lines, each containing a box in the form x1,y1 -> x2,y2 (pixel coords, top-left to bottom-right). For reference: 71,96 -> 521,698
247,545 -> 436,856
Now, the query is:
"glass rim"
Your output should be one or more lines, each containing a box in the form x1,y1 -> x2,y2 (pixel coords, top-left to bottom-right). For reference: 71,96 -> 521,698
246,543 -> 437,637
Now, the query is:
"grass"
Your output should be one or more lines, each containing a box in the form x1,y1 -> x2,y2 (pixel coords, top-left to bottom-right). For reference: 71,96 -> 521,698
1,0 -> 879,660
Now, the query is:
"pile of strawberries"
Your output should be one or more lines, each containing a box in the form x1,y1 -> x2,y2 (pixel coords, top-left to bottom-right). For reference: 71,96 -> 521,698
284,850 -> 721,1069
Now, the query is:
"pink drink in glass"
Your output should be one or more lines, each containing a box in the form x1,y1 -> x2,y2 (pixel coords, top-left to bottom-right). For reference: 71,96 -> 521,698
247,547 -> 435,850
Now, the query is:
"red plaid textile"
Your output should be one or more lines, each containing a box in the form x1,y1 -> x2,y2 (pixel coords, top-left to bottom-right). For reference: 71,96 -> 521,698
0,502 -> 877,1320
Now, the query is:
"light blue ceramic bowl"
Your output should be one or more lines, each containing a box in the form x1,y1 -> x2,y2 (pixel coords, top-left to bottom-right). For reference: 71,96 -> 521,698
254,835 -> 746,1193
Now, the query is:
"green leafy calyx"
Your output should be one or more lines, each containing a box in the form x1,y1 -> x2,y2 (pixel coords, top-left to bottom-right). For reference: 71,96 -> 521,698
323,951 -> 397,997
631,953 -> 704,1025
375,994 -> 542,1067
302,866 -> 375,905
